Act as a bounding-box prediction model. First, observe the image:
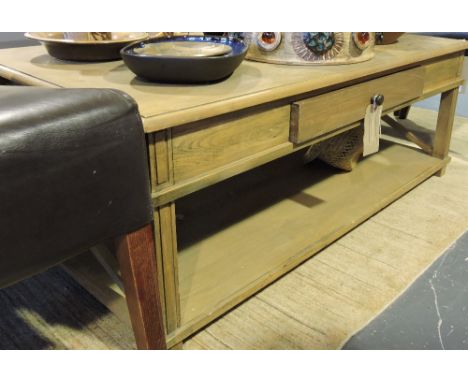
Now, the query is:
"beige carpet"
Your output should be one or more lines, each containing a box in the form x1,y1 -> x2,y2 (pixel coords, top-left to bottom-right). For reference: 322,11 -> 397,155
1,107 -> 467,350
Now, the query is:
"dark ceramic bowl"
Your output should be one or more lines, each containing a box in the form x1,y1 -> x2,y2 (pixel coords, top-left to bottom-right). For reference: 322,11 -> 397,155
121,36 -> 248,83
25,32 -> 149,62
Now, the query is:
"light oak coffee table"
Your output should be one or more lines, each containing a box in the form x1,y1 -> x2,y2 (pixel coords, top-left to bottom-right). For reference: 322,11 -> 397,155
1,34 -> 466,349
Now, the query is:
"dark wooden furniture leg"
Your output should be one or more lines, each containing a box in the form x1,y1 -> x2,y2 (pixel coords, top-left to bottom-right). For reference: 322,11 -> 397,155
116,224 -> 167,350
394,105 -> 411,119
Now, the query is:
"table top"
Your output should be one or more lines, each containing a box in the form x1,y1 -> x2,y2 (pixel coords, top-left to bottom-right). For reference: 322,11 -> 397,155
0,34 -> 467,133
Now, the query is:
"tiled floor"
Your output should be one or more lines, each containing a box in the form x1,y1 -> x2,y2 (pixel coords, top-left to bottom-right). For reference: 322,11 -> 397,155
344,231 -> 468,349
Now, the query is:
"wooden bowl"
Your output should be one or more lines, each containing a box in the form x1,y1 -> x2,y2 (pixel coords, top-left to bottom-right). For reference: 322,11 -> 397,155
121,36 -> 248,83
375,32 -> 405,45
25,32 -> 149,61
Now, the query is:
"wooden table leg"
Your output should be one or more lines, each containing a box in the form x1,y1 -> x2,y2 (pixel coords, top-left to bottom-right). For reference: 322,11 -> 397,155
116,224 -> 167,350
394,105 -> 411,120
433,88 -> 459,176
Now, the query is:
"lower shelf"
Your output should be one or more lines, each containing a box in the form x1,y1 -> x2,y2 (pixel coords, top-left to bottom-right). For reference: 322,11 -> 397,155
174,142 -> 445,339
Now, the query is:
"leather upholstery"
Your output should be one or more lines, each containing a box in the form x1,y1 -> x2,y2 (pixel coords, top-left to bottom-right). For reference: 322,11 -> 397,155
0,86 -> 153,287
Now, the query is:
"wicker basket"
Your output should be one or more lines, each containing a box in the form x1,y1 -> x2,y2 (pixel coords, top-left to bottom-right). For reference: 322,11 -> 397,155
304,127 -> 364,171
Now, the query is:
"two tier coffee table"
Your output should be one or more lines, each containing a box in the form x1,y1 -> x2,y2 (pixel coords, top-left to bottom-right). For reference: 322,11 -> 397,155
1,34 -> 466,348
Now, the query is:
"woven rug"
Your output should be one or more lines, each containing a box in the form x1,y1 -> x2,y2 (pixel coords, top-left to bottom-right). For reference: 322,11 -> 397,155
0,266 -> 135,349
1,107 -> 467,350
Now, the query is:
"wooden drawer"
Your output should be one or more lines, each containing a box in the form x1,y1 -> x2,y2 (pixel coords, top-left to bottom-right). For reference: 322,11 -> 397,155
290,67 -> 425,144
172,105 -> 290,182
422,53 -> 464,94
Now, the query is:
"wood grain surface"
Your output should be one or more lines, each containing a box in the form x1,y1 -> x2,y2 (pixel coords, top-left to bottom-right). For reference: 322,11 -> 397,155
172,105 -> 290,181
170,142 -> 445,343
0,34 -> 466,132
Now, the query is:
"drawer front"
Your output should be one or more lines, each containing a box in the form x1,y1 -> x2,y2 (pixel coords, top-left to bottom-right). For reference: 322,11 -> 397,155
290,66 -> 425,144
422,53 -> 464,94
172,105 -> 290,182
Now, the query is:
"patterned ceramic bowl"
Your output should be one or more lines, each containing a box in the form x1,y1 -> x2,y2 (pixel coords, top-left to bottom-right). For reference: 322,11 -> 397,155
236,32 -> 376,66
